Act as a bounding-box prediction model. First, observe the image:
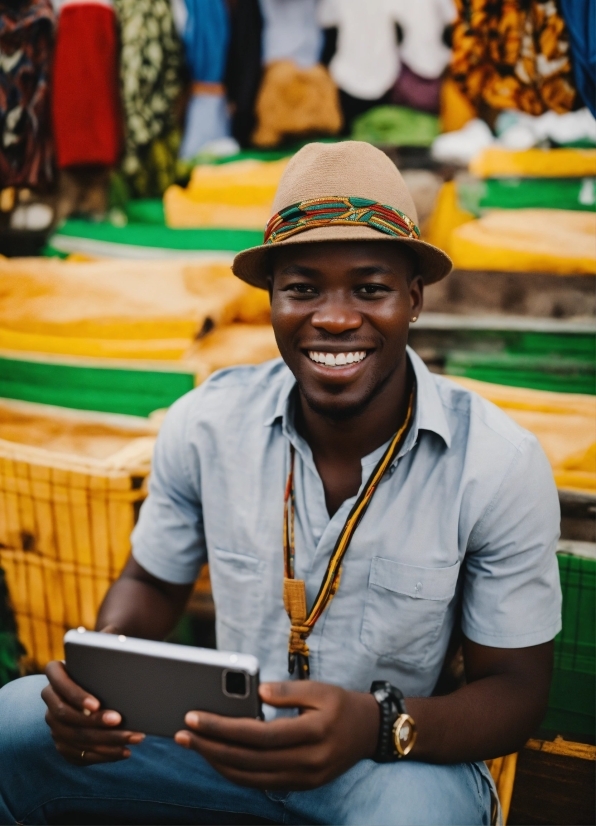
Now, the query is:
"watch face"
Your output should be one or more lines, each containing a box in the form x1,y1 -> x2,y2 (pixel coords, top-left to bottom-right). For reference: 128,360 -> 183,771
393,714 -> 417,757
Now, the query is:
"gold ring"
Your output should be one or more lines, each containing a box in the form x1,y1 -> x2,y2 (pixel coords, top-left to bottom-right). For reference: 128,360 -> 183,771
81,750 -> 85,759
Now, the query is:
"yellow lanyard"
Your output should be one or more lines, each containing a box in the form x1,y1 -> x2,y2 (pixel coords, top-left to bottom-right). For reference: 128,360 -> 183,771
282,389 -> 415,678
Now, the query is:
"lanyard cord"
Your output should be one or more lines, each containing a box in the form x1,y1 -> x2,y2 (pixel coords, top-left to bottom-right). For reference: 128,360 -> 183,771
282,387 -> 415,678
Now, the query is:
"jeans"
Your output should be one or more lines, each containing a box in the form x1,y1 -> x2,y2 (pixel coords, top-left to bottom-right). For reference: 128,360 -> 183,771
0,676 -> 496,826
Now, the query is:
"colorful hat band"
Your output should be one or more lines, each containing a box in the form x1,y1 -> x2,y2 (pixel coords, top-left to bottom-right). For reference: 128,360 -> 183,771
264,196 -> 420,245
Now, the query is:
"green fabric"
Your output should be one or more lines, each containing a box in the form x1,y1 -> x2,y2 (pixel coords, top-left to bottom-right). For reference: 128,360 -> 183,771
0,356 -> 196,417
543,554 -> 595,738
126,199 -> 166,225
49,219 -> 263,253
351,106 -> 439,147
0,569 -> 25,688
457,177 -> 596,215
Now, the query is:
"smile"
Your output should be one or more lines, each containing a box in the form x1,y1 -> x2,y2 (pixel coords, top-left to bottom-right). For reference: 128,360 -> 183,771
307,351 -> 368,367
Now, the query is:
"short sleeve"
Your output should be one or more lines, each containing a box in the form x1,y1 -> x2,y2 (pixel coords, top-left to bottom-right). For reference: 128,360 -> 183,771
462,434 -> 562,648
132,393 -> 206,584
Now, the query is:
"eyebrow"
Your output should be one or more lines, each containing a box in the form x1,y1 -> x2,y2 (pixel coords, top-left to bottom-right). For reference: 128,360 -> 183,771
277,263 -> 395,277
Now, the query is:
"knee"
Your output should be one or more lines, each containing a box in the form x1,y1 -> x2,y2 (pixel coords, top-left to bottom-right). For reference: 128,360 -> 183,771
0,675 -> 51,767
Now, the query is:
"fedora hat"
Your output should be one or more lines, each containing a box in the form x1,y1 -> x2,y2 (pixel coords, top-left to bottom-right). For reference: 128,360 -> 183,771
232,141 -> 452,289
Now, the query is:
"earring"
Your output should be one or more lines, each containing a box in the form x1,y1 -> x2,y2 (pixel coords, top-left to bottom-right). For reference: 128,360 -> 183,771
411,316 -> 418,322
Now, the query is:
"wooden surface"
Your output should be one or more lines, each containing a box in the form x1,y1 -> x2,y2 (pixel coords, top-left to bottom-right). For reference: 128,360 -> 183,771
508,739 -> 596,825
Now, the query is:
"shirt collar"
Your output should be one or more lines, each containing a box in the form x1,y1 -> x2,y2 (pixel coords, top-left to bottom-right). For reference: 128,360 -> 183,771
264,346 -> 452,452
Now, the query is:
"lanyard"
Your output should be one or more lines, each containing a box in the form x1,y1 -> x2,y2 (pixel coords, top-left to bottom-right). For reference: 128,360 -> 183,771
282,388 -> 415,678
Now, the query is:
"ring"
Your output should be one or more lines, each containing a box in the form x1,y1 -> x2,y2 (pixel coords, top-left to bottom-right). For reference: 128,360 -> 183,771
81,750 -> 85,759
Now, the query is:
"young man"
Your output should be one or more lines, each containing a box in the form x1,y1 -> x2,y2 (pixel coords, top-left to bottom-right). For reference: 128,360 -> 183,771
0,142 -> 561,826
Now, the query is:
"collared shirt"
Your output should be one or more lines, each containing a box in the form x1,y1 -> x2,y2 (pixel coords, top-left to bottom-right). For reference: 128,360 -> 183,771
132,348 -> 562,716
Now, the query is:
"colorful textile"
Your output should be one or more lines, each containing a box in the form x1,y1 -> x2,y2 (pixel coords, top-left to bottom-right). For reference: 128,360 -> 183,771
560,0 -> 595,117
451,0 -> 578,116
113,0 -> 183,195
252,60 -> 342,147
469,147 -> 596,178
182,0 -> 228,82
450,208 -> 596,275
0,0 -> 55,187
51,0 -> 121,168
264,196 -> 420,244
391,64 -> 442,114
351,105 -> 440,147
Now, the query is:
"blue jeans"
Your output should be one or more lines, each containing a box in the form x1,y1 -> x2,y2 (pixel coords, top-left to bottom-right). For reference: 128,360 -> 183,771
0,676 -> 496,825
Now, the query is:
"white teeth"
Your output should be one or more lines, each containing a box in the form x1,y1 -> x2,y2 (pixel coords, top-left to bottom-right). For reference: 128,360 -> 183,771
307,351 -> 367,367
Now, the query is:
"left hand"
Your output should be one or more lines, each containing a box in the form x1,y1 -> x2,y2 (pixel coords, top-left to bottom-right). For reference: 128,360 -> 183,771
174,681 -> 379,790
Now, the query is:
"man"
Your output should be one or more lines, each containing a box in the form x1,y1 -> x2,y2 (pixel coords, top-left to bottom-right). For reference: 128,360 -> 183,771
0,142 -> 561,825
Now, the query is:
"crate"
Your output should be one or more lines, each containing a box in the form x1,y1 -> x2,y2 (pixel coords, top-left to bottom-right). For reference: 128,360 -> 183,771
543,551 -> 596,739
0,400 -> 158,666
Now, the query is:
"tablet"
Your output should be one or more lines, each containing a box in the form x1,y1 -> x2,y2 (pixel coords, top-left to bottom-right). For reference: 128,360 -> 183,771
64,628 -> 262,738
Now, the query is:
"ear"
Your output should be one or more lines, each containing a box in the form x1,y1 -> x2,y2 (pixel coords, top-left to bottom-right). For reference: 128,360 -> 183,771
409,275 -> 424,322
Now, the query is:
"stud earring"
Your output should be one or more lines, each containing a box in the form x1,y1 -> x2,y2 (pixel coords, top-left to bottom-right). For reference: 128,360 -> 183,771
411,316 -> 418,322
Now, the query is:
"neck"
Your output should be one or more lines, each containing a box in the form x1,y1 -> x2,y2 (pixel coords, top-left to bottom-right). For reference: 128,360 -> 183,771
296,356 -> 411,466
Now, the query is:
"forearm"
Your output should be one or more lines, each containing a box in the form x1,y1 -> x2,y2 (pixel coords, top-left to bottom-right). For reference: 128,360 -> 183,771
406,671 -> 549,764
96,576 -> 188,640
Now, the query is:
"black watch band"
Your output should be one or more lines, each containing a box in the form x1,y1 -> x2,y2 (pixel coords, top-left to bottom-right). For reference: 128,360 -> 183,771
370,680 -> 409,762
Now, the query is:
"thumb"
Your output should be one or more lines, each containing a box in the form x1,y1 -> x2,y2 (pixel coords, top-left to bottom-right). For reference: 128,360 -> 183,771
259,680 -> 326,709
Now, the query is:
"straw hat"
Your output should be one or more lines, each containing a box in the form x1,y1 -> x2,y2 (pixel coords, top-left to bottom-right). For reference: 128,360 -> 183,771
232,141 -> 452,289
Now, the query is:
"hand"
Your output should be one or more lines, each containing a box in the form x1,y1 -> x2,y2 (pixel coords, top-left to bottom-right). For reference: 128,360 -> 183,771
41,626 -> 145,765
174,680 -> 379,790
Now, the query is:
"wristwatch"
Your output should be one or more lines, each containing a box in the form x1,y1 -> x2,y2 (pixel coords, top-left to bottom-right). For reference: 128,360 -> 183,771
370,680 -> 417,762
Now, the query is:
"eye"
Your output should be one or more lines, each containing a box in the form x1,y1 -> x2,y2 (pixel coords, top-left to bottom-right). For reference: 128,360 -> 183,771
355,284 -> 391,296
282,283 -> 318,296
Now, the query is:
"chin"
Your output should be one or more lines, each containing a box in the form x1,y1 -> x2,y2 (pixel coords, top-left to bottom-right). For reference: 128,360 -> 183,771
298,383 -> 379,422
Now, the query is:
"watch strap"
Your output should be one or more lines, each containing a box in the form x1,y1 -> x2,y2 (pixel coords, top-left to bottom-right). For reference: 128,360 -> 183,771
370,680 -> 407,762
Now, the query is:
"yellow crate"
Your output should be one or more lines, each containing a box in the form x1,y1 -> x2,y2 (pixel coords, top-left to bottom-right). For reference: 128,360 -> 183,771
0,400 -> 157,575
1,548 -> 113,666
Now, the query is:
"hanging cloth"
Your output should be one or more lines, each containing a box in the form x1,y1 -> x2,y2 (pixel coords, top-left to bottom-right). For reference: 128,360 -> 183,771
559,0 -> 596,118
112,0 -> 183,195
450,0 -> 579,116
179,0 -> 231,160
225,0 -> 263,148
259,0 -> 323,68
0,0 -> 55,187
52,0 -> 121,168
283,389 -> 415,678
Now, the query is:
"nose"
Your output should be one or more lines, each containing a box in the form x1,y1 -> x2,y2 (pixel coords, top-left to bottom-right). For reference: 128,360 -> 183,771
310,295 -> 363,335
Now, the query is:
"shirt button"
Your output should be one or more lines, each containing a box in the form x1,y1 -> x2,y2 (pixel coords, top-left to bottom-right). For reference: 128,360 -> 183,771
415,581 -> 423,594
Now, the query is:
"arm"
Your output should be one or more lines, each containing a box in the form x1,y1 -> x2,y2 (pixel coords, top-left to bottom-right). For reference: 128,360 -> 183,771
95,555 -> 193,639
174,638 -> 552,790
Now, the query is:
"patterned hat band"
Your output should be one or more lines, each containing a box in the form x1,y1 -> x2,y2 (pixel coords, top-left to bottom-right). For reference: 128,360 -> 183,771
264,196 -> 421,245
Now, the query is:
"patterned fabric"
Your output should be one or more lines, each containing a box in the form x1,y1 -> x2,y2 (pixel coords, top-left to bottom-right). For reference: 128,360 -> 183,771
0,0 -> 55,187
451,0 -> 578,116
264,196 -> 420,244
113,0 -> 184,195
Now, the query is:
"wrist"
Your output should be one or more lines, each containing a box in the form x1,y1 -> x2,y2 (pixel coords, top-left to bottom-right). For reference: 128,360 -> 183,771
353,691 -> 381,761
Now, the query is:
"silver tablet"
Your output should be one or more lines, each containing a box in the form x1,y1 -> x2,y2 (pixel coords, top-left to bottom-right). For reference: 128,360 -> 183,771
64,628 -> 262,738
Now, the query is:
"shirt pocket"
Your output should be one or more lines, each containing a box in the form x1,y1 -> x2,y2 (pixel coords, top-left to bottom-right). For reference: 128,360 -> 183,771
360,557 -> 460,668
209,547 -> 265,632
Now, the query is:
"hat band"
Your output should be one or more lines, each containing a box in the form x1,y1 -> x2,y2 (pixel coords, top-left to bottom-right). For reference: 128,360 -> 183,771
264,196 -> 420,245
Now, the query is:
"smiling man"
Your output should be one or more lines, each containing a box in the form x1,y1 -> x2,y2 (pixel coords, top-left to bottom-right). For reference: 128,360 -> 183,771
0,142 -> 562,826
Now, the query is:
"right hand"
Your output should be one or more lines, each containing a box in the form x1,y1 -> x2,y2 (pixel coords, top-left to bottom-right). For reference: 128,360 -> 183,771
42,643 -> 145,765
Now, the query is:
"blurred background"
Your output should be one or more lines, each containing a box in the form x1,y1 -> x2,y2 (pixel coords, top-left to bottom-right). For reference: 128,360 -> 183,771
0,1 -> 594,821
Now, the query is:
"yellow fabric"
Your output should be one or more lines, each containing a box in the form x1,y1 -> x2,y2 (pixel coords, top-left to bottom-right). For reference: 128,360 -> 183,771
423,181 -> 476,256
185,324 -> 280,379
253,61 -> 342,148
164,159 -> 289,229
0,257 -> 270,358
450,209 -> 596,274
439,76 -> 478,133
448,377 -> 596,493
469,148 -> 596,178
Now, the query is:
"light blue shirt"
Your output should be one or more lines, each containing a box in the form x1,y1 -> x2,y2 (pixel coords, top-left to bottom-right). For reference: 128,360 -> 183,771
132,348 -> 562,713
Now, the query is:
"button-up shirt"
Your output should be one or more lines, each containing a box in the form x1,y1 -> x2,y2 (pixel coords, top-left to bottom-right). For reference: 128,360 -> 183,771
132,348 -> 562,715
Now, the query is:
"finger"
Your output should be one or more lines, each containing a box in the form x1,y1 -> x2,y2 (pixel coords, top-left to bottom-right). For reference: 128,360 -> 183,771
45,660 -> 101,714
42,684 -> 124,730
175,730 -> 321,774
259,681 -> 328,710
182,710 -> 321,749
54,740 -> 131,765
46,715 -> 144,748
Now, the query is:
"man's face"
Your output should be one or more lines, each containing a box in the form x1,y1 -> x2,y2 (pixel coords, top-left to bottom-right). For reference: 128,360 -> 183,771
269,241 -> 423,419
